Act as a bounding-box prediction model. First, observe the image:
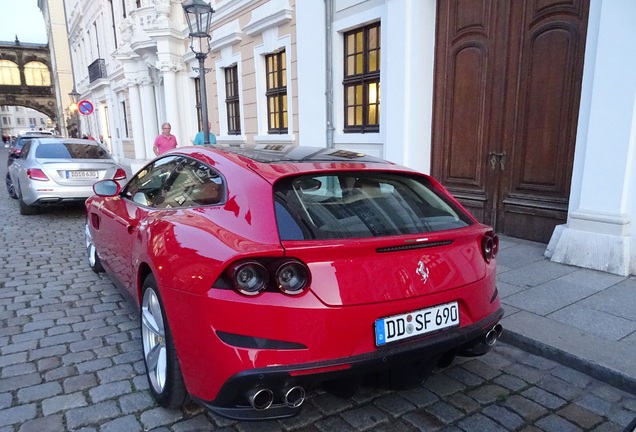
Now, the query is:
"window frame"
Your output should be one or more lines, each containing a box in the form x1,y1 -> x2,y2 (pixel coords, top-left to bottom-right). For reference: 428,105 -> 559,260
122,155 -> 226,209
265,50 -> 288,135
224,65 -> 241,135
343,22 -> 381,134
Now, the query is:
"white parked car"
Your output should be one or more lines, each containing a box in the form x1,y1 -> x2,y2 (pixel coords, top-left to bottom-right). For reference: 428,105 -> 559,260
6,137 -> 127,215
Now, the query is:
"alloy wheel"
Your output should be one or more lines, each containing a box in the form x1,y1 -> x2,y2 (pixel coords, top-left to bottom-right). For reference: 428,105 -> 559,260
142,287 -> 167,394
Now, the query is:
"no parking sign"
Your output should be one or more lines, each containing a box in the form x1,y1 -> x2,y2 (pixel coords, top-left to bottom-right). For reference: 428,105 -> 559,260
78,100 -> 94,116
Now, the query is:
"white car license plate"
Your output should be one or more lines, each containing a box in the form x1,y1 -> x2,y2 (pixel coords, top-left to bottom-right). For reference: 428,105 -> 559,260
375,301 -> 459,346
67,170 -> 98,179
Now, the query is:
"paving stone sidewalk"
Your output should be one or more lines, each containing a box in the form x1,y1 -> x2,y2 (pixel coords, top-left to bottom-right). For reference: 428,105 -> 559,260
1,147 -> 635,431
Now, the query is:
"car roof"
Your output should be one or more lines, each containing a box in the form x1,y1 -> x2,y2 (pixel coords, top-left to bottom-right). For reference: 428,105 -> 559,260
175,145 -> 414,183
16,133 -> 52,140
212,144 -> 386,164
23,131 -> 53,135
32,137 -> 102,145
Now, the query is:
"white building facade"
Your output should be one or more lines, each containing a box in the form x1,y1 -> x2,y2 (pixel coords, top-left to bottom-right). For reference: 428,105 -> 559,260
64,0 -> 635,276
0,106 -> 54,137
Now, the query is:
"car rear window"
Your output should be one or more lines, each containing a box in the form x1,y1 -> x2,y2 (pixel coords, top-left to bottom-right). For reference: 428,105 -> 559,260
35,143 -> 111,160
274,172 -> 473,240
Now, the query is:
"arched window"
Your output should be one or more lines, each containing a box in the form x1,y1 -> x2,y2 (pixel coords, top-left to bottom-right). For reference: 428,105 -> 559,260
24,61 -> 51,86
0,60 -> 21,85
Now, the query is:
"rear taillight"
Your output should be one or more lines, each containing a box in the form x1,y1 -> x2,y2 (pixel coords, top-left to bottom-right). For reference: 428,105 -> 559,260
229,261 -> 268,296
481,232 -> 499,263
275,261 -> 310,295
225,258 -> 311,296
27,168 -> 49,181
113,168 -> 127,181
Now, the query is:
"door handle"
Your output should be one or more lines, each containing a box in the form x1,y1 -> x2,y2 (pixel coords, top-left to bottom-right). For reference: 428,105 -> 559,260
488,151 -> 507,171
499,151 -> 507,171
489,151 -> 499,170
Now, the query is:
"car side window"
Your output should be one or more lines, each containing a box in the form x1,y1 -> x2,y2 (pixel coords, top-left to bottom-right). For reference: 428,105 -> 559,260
122,156 -> 224,209
122,156 -> 181,206
19,141 -> 32,159
154,158 -> 225,209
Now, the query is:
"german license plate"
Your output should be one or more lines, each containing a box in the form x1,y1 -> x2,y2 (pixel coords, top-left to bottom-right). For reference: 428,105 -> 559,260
67,170 -> 98,179
375,301 -> 459,346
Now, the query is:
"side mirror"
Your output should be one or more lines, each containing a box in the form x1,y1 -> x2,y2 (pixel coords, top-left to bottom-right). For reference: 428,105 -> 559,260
93,179 -> 121,197
9,153 -> 18,159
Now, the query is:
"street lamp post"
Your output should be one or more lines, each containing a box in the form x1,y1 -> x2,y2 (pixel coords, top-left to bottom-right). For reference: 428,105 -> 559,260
68,88 -> 81,138
182,0 -> 214,145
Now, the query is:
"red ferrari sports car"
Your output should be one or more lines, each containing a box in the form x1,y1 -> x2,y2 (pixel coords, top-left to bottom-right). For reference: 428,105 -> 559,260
85,145 -> 503,420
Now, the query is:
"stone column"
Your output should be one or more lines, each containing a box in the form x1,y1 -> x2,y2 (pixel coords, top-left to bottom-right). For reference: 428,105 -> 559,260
547,1 -> 636,276
139,77 -> 159,158
158,61 -> 182,146
126,80 -> 147,160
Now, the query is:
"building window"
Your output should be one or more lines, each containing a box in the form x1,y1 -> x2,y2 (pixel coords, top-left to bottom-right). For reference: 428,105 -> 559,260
17,118 -> 25,125
0,60 -> 21,85
121,100 -> 132,138
194,77 -> 202,132
265,50 -> 287,134
2,117 -> 11,125
225,66 -> 241,135
24,61 -> 52,86
108,0 -> 118,47
343,22 -> 380,133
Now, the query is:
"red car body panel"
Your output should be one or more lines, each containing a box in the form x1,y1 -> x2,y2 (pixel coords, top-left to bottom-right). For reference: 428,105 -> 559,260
85,146 -> 503,419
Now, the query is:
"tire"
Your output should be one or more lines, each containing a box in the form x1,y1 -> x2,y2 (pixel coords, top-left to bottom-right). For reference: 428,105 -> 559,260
141,274 -> 188,408
19,198 -> 38,215
85,222 -> 104,273
5,173 -> 17,199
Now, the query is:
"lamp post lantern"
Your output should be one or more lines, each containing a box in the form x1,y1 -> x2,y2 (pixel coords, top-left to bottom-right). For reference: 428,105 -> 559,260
183,0 -> 214,145
68,88 -> 81,138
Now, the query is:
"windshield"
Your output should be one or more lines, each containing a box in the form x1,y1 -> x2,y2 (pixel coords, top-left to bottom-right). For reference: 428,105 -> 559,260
35,143 -> 111,160
274,172 -> 473,240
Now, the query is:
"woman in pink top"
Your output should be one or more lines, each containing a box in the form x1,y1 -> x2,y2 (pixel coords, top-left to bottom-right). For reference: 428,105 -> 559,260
153,123 -> 178,155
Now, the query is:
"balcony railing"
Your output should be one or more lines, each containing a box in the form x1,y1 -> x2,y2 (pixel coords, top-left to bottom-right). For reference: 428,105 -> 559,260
88,59 -> 107,83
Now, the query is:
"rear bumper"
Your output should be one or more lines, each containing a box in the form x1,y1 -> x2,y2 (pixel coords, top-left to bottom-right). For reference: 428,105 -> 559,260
198,307 -> 504,420
21,180 -> 124,206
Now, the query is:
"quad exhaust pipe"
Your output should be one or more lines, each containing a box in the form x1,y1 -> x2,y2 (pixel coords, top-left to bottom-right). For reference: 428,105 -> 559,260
247,388 -> 274,411
457,323 -> 503,357
284,386 -> 306,408
485,323 -> 503,346
247,386 -> 305,410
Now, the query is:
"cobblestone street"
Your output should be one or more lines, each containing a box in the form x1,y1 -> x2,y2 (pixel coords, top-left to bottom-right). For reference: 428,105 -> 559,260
1,150 -> 635,431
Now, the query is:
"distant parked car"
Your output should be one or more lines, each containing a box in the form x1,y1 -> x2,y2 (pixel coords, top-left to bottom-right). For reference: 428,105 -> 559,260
21,130 -> 54,136
6,137 -> 126,215
85,145 -> 504,420
7,133 -> 53,165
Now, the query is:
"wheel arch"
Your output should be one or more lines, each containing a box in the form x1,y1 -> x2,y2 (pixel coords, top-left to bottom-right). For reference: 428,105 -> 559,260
137,263 -> 153,300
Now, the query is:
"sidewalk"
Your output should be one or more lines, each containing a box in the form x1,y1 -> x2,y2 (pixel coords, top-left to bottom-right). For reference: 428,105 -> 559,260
497,235 -> 636,395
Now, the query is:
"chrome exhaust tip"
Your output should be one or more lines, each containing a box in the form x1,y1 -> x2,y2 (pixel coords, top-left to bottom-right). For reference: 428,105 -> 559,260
284,386 -> 305,408
485,324 -> 503,347
247,388 -> 274,411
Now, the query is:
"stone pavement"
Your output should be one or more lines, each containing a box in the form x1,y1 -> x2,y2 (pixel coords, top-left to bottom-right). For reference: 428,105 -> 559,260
497,236 -> 636,396
1,145 -> 635,431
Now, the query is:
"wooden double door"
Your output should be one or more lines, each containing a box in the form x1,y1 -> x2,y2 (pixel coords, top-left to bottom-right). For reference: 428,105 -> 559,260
432,0 -> 589,243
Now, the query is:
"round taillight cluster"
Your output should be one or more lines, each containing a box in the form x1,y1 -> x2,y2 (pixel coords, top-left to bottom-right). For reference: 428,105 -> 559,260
227,259 -> 311,296
481,232 -> 499,263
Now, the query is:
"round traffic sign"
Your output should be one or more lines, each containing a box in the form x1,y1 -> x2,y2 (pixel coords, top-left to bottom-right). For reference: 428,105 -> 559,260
78,100 -> 94,116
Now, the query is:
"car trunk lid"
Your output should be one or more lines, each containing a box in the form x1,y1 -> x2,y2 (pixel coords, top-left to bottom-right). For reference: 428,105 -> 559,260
38,160 -> 118,185
281,228 -> 488,307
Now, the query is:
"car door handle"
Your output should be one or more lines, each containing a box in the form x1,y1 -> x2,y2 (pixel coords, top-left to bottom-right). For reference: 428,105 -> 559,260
126,222 -> 138,234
